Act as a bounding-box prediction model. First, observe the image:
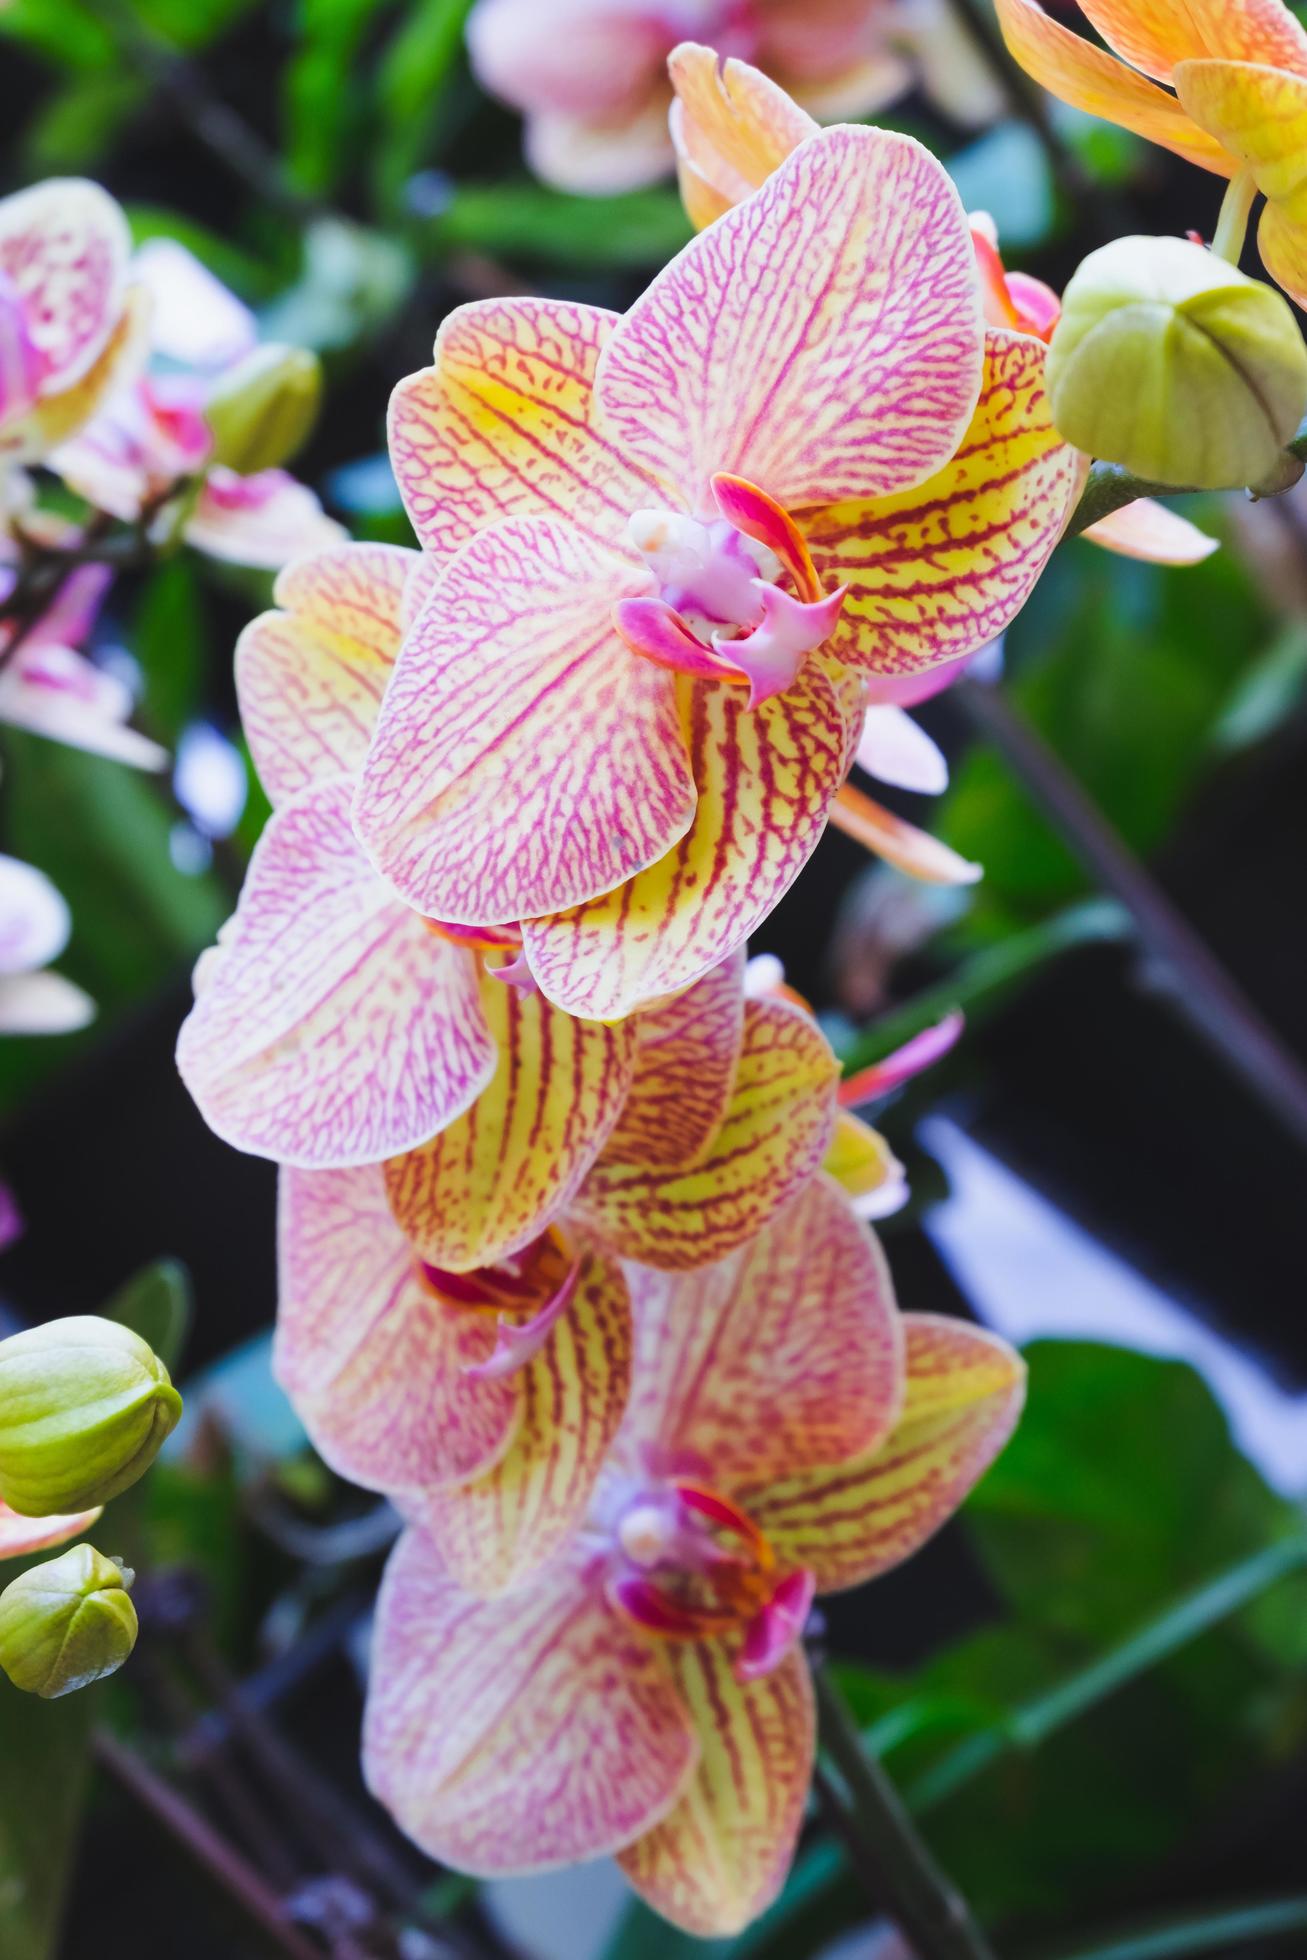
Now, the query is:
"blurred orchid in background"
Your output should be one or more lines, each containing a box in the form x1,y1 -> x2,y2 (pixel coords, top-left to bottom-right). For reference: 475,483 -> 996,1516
0,853 -> 93,1034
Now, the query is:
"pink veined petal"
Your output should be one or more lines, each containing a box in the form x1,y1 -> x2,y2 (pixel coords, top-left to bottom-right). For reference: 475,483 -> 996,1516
600,949 -> 746,1172
0,179 -> 130,396
19,562 -> 110,655
363,1529 -> 696,1873
522,658 -> 848,1020
617,1642 -> 814,1938
1081,497 -> 1219,565
388,297 -> 667,562
236,540 -> 418,806
0,272 -> 40,426
839,1010 -> 966,1106
0,1498 -> 101,1559
275,1164 -> 518,1494
354,515 -> 694,927
185,467 -> 345,570
410,1250 -> 631,1596
594,123 -> 984,513
463,1258 -> 580,1381
176,776 -> 496,1168
0,645 -> 166,772
737,1568 -> 818,1683
612,1176 -> 905,1493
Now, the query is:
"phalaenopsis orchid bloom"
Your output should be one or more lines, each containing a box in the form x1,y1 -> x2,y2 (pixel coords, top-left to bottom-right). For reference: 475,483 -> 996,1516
466,0 -> 999,197
0,179 -> 142,467
358,123 -> 1080,1019
364,1178 -> 1025,1936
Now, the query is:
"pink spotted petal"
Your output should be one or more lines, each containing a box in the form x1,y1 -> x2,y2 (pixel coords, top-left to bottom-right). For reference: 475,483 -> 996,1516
601,949 -> 746,1172
236,541 -> 417,807
410,1250 -> 631,1596
355,516 -> 693,926
594,125 -> 983,513
617,1643 -> 813,1938
0,179 -> 130,397
0,272 -> 40,425
737,1569 -> 817,1683
613,1176 -> 904,1493
177,777 -> 496,1167
388,297 -> 665,563
185,467 -> 345,570
522,657 -> 849,1020
364,1530 -> 696,1874
275,1164 -> 517,1493
0,1498 -> 101,1560
839,1011 -> 966,1106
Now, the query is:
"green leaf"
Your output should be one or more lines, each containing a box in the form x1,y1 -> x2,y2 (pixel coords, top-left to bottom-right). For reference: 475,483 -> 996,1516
430,183 -> 693,270
0,0 -> 115,73
1210,621 -> 1307,754
23,69 -> 146,171
132,561 -> 210,745
0,1672 -> 95,1959
103,1260 -> 192,1373
284,0 -> 390,196
374,0 -> 473,205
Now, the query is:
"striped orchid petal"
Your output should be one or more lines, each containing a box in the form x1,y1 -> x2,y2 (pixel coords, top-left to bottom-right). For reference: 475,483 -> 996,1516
184,467 -> 345,571
1082,498 -> 1219,565
617,1643 -> 813,1937
364,1530 -> 695,1874
0,273 -> 39,425
275,1164 -> 517,1495
668,41 -> 816,229
2,284 -> 149,466
388,297 -> 665,561
236,541 -> 416,804
804,331 -> 1080,681
594,125 -> 983,515
745,1314 -> 1025,1594
600,950 -> 746,1172
522,662 -> 848,1020
993,0 -> 1234,172
822,1112 -> 908,1221
383,977 -> 637,1273
409,1249 -> 631,1595
614,1177 -> 904,1493
0,180 -> 130,402
0,1499 -> 101,1560
354,516 -> 694,926
572,999 -> 840,1271
177,777 -> 495,1167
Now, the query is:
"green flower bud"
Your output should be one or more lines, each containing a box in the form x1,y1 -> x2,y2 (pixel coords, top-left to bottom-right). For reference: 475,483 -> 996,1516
1046,236 -> 1307,491
205,342 -> 322,475
0,1316 -> 182,1516
0,1545 -> 136,1698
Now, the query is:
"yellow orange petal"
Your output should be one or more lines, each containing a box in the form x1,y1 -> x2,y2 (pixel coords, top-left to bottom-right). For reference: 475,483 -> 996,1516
667,42 -> 816,227
1075,0 -> 1207,81
994,0 -> 1234,173
571,998 -> 839,1270
824,1111 -> 905,1208
384,976 -> 636,1273
411,1251 -> 631,1596
1257,195 -> 1307,308
618,1643 -> 814,1937
745,1314 -> 1025,1595
1175,58 -> 1307,220
1082,497 -> 1219,564
1179,0 -> 1307,74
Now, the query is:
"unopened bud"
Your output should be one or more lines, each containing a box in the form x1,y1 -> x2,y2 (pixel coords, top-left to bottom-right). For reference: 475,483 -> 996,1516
205,343 -> 322,475
0,1316 -> 182,1516
1046,236 -> 1307,490
0,1544 -> 137,1698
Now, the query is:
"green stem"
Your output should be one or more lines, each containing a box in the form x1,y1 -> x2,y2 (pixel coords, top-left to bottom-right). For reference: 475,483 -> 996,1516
1211,169 -> 1258,265
1044,1894 -> 1307,1960
815,1668 -> 997,1960
1066,414 -> 1307,536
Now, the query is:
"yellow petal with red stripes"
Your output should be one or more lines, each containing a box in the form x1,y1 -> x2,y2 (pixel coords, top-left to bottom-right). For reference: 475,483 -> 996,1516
384,975 -> 637,1273
617,1643 -> 814,1937
804,332 -> 1081,681
744,1313 -> 1025,1594
823,1112 -> 904,1208
601,950 -> 746,1172
571,998 -> 839,1270
410,1251 -> 631,1595
993,0 -> 1234,172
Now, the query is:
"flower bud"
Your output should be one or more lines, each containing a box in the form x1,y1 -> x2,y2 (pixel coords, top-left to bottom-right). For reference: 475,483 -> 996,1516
1046,236 -> 1307,491
0,1316 -> 182,1516
204,343 -> 322,475
0,1544 -> 136,1698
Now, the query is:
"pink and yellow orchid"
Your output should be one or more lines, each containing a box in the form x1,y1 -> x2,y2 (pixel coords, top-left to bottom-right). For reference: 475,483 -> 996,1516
994,0 -> 1307,309
0,178 -> 142,467
364,1178 -> 1024,1936
358,123 -> 1078,1019
465,0 -> 997,197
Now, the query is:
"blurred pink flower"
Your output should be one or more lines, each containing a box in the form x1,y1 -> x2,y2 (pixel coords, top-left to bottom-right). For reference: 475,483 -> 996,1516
0,853 -> 94,1035
0,1498 -> 101,1560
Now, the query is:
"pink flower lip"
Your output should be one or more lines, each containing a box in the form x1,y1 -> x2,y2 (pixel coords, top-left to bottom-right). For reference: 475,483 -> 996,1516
463,1257 -> 582,1382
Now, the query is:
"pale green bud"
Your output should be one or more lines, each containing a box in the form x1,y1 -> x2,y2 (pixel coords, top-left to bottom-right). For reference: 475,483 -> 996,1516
1046,236 -> 1307,491
0,1316 -> 182,1516
0,1545 -> 137,1698
205,342 -> 322,475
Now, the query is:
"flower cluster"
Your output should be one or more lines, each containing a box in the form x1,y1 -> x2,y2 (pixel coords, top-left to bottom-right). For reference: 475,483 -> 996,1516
163,45 -> 1196,1934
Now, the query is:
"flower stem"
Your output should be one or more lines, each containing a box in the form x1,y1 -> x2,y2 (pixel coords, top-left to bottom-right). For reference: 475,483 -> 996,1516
1211,169 -> 1258,266
814,1666 -> 998,1960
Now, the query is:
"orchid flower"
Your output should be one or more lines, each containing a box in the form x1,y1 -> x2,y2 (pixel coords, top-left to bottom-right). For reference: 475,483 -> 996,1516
177,541 -> 638,1182
0,179 -> 143,467
994,0 -> 1307,309
359,124 -> 1078,1019
0,1498 -> 100,1560
364,1178 -> 1025,1936
465,0 -> 991,198
0,854 -> 94,1036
